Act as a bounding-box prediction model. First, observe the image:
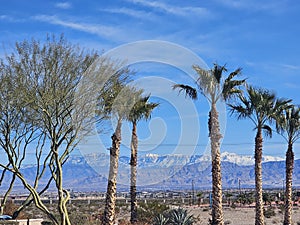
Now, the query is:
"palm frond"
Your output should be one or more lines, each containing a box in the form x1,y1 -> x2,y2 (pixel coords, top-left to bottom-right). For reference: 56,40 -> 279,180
262,125 -> 273,138
223,78 -> 246,101
128,93 -> 159,123
226,67 -> 242,81
172,84 -> 197,100
276,105 -> 300,143
212,63 -> 227,84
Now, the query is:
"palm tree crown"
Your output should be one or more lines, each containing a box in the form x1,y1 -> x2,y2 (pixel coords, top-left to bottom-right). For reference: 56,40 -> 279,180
173,63 -> 244,103
229,86 -> 292,136
276,105 -> 300,142
128,95 -> 159,123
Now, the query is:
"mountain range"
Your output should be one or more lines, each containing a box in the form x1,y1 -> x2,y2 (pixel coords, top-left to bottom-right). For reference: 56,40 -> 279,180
1,152 -> 298,193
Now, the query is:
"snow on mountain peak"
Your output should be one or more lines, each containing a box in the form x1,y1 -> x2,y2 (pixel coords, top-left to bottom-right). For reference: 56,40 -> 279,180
220,151 -> 284,166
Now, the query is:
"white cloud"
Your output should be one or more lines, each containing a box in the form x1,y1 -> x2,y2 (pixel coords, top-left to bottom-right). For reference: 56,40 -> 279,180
100,7 -> 154,20
55,2 -> 72,9
33,15 -> 119,38
0,15 -> 25,22
215,0 -> 288,13
126,0 -> 210,17
281,64 -> 300,70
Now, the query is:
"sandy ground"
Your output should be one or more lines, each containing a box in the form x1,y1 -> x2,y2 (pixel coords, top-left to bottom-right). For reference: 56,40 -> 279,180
187,206 -> 300,225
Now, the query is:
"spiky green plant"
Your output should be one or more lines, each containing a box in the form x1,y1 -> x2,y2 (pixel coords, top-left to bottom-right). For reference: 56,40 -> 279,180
167,208 -> 195,225
153,214 -> 169,225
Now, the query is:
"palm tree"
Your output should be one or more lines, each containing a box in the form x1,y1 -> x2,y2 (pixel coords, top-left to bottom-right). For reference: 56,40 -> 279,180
275,105 -> 300,225
128,95 -> 158,224
173,63 -> 245,225
228,86 -> 291,225
100,72 -> 136,225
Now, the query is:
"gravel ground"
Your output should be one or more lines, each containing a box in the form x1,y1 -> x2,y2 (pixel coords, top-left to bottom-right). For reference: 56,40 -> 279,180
187,206 -> 300,225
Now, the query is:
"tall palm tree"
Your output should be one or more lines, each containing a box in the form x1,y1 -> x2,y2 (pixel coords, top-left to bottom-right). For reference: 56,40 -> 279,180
275,105 -> 300,225
228,86 -> 291,225
100,72 -> 137,225
128,95 -> 158,224
173,63 -> 245,225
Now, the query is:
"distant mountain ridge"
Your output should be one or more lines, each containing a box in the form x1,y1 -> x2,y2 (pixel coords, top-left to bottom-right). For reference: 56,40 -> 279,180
0,152 -> 296,193
81,151 -> 285,168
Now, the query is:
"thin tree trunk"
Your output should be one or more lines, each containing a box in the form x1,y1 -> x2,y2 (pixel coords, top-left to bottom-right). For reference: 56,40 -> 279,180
254,128 -> 264,225
130,121 -> 138,224
210,103 -> 224,225
13,176 -> 54,219
0,173 -> 16,215
284,141 -> 294,225
103,119 -> 122,225
13,170 -> 58,224
53,147 -> 71,225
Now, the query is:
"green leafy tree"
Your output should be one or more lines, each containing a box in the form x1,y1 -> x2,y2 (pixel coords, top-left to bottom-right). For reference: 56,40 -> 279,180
229,86 -> 291,225
0,35 -> 120,225
173,63 -> 245,225
0,59 -> 45,217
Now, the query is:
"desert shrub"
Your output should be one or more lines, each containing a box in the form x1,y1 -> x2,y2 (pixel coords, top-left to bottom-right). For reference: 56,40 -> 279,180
271,218 -> 280,224
202,207 -> 209,212
137,201 -> 170,224
264,207 -> 276,218
278,204 -> 285,214
4,200 -> 28,219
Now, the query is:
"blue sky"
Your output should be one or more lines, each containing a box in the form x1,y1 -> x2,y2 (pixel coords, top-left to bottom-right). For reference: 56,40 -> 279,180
1,0 -> 300,159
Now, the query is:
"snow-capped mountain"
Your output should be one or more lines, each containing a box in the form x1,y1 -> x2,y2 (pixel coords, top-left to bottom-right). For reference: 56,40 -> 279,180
219,152 -> 284,166
1,152 -> 294,192
78,151 -> 286,188
82,151 -> 285,169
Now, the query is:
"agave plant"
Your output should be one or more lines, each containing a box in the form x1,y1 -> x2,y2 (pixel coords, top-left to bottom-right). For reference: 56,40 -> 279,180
167,208 -> 195,225
153,214 -> 169,225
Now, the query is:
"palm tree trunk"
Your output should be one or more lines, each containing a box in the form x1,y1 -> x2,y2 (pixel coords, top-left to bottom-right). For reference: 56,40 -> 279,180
103,119 -> 122,225
130,121 -> 138,224
210,103 -> 224,225
254,128 -> 264,225
284,141 -> 294,225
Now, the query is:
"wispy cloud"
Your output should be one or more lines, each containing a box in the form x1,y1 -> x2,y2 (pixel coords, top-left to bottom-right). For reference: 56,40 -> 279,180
126,0 -> 210,17
284,82 -> 300,89
215,0 -> 288,13
100,7 -> 154,20
0,15 -> 25,22
281,64 -> 300,70
55,2 -> 72,9
33,15 -> 119,38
